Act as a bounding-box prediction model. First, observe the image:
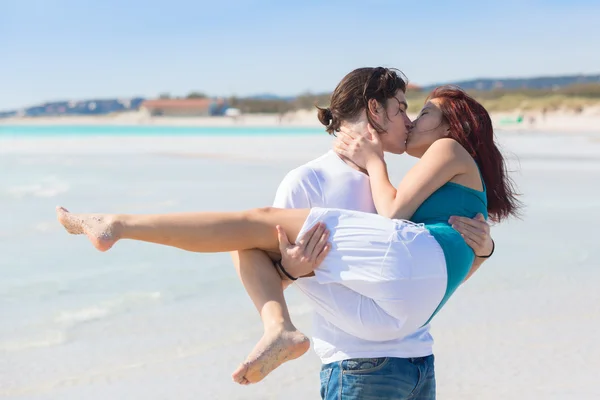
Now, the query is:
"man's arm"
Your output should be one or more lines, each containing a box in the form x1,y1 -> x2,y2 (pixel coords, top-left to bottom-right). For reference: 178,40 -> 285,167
231,166 -> 317,291
231,167 -> 312,294
271,168 -> 314,210
271,166 -> 328,286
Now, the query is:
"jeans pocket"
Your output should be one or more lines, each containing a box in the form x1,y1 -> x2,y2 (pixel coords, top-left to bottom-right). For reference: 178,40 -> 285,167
320,367 -> 333,399
341,357 -> 389,375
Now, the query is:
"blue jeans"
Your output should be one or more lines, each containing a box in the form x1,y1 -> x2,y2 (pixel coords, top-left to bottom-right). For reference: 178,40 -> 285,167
320,356 -> 435,400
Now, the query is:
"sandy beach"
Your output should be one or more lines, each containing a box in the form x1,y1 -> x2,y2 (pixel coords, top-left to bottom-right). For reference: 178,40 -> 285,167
2,105 -> 600,134
3,0 -> 600,396
1,129 -> 599,399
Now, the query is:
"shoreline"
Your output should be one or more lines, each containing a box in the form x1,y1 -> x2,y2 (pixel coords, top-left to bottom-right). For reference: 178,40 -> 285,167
1,108 -> 599,134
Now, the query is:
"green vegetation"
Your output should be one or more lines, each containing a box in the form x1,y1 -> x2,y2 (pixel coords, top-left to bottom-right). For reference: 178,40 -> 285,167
453,83 -> 600,113
228,92 -> 331,114
383,84 -> 600,113
227,83 -> 600,114
186,92 -> 208,99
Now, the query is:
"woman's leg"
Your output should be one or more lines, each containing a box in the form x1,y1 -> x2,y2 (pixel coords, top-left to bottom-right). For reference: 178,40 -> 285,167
57,206 -> 313,384
56,206 -> 310,254
232,250 -> 293,330
229,250 -> 309,384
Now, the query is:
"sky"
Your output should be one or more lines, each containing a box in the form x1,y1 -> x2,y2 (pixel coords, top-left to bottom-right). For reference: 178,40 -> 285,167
1,0 -> 599,110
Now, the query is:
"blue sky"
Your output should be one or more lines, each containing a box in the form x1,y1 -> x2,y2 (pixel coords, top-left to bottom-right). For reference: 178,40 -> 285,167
1,0 -> 599,110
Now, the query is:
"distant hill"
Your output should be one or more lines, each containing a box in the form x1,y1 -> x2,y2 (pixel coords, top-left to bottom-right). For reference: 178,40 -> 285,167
2,74 -> 599,118
245,93 -> 296,101
0,110 -> 17,118
0,98 -> 146,118
422,74 -> 600,92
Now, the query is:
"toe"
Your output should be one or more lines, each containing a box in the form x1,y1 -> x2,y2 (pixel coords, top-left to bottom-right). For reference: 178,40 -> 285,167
56,206 -> 69,214
232,363 -> 248,384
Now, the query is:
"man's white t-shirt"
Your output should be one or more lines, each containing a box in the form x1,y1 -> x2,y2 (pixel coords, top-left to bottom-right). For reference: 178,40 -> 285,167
272,150 -> 434,364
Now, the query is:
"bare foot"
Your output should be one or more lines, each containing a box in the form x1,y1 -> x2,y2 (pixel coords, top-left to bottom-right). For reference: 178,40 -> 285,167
56,206 -> 120,252
231,328 -> 310,385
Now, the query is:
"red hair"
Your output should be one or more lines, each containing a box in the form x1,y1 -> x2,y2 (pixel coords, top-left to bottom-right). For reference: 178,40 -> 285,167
428,85 -> 521,222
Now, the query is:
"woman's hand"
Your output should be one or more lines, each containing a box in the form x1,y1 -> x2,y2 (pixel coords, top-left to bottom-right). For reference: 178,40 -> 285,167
334,125 -> 384,169
276,222 -> 331,280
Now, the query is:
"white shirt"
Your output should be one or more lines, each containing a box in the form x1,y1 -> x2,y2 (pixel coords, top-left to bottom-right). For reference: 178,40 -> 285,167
273,151 -> 434,364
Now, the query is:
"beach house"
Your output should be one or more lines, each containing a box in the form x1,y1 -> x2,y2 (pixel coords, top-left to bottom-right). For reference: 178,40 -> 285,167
140,99 -> 213,117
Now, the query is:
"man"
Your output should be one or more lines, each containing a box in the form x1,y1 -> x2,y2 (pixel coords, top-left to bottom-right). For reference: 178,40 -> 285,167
231,68 -> 493,399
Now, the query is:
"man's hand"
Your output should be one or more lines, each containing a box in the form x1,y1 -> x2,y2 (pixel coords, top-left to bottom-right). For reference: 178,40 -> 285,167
449,213 -> 493,258
276,222 -> 331,280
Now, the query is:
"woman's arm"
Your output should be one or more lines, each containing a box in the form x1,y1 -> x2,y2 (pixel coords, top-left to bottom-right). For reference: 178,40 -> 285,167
337,135 -> 469,220
463,257 -> 484,282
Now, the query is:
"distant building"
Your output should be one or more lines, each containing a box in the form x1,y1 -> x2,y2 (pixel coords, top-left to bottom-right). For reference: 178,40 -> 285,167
225,108 -> 241,117
140,99 -> 213,117
406,83 -> 422,92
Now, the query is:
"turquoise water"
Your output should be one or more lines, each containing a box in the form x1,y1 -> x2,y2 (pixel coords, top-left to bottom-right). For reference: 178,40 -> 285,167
0,125 -> 325,137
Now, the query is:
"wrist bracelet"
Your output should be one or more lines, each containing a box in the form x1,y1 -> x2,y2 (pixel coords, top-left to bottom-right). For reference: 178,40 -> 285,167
477,239 -> 495,258
275,259 -> 298,281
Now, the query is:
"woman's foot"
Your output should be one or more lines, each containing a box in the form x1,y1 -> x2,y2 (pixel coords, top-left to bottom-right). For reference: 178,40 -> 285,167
231,327 -> 310,385
56,206 -> 120,252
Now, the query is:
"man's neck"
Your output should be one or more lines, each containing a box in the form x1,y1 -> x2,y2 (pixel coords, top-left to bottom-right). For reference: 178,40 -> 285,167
335,119 -> 370,174
335,152 -> 369,175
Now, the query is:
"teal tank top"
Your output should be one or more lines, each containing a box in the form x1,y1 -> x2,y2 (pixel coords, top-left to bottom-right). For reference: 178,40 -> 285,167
411,178 -> 488,323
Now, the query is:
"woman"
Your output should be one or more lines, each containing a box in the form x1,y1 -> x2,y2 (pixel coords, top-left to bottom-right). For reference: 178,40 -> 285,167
334,85 -> 520,320
56,84 -> 519,385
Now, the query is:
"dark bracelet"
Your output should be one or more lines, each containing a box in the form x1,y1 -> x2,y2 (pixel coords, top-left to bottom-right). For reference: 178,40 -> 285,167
476,239 -> 495,258
274,259 -> 298,281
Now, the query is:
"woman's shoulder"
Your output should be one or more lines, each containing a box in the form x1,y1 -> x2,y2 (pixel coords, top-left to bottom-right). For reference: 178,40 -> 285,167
424,138 -> 473,166
428,139 -> 482,190
429,138 -> 469,155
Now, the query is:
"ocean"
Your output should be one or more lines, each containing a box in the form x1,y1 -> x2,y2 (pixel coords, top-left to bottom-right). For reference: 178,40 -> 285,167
0,125 -> 325,137
1,125 -> 599,399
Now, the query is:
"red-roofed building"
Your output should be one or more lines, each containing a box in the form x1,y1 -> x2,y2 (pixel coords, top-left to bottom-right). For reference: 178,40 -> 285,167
407,83 -> 422,92
140,99 -> 212,117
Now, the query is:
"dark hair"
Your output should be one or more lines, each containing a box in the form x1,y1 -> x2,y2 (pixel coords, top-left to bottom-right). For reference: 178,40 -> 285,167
317,67 -> 407,135
428,85 -> 522,222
